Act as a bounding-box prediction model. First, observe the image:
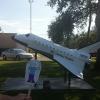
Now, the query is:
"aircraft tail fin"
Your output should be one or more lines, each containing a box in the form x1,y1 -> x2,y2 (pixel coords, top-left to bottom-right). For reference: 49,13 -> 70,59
79,42 -> 100,54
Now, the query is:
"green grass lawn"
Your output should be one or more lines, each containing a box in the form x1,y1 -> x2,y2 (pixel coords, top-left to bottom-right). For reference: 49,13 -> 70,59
0,60 -> 100,100
0,60 -> 26,86
0,60 -> 64,86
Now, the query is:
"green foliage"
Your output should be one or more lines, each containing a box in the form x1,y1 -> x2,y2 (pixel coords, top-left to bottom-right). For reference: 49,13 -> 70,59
47,0 -> 97,25
47,0 -> 100,41
76,32 -> 96,48
63,31 -> 97,49
48,19 -> 64,43
48,12 -> 74,44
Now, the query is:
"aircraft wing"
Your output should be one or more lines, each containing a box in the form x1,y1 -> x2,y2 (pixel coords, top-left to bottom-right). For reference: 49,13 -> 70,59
14,34 -> 90,79
79,42 -> 100,54
54,54 -> 85,79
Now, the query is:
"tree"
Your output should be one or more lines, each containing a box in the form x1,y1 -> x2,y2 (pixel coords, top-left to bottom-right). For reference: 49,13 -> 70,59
95,0 -> 100,41
48,18 -> 64,44
47,0 -> 99,40
48,12 -> 74,45
87,1 -> 92,41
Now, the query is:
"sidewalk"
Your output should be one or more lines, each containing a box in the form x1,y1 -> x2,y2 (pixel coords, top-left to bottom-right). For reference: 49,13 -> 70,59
0,77 -> 93,91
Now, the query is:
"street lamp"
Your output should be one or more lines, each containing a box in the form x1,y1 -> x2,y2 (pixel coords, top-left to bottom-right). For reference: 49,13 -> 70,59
28,0 -> 37,59
28,0 -> 34,33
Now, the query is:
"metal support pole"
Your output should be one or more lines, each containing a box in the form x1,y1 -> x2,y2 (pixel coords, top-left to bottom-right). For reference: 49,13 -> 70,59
34,52 -> 37,60
64,69 -> 67,83
67,72 -> 71,89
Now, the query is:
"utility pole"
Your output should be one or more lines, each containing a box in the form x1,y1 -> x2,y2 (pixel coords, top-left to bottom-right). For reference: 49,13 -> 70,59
28,0 -> 33,33
28,0 -> 37,59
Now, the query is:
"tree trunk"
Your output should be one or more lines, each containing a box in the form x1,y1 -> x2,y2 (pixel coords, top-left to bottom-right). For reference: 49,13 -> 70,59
95,0 -> 100,41
87,2 -> 92,43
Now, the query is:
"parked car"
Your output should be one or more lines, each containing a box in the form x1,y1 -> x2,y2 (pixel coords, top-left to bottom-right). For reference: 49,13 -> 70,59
1,48 -> 33,60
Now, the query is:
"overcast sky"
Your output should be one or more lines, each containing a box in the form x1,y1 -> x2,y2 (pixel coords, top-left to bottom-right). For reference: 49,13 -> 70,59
0,0 -> 57,39
0,0 -> 96,40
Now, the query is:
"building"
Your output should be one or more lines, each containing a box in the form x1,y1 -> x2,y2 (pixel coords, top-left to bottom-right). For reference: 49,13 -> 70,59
0,33 -> 27,55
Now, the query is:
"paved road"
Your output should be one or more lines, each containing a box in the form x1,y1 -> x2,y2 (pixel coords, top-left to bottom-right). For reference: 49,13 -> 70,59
36,54 -> 52,61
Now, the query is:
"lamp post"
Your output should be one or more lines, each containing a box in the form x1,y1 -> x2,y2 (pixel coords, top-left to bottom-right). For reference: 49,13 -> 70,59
28,0 -> 37,59
28,0 -> 33,33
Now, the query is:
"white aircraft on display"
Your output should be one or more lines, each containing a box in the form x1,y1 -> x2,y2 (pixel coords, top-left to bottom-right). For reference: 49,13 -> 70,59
14,33 -> 100,79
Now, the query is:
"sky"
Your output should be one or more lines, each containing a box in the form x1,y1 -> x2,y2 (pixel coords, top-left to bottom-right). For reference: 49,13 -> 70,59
0,0 -> 57,39
0,0 -> 96,40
